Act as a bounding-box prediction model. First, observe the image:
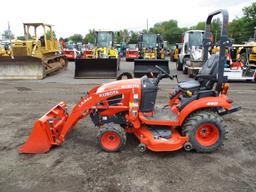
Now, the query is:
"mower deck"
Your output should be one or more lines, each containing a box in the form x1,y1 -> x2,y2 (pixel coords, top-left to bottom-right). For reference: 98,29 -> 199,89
134,126 -> 188,152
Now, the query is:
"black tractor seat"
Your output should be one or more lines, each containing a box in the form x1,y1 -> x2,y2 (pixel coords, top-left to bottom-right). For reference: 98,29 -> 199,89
178,54 -> 220,91
170,54 -> 220,109
178,80 -> 200,90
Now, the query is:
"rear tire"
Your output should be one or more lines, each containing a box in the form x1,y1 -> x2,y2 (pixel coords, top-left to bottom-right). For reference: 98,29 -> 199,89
182,111 -> 226,153
97,124 -> 126,152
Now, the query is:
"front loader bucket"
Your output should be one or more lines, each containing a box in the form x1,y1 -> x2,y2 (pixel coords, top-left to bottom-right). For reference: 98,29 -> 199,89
19,102 -> 68,154
75,58 -> 118,78
0,56 -> 45,80
134,59 -> 169,77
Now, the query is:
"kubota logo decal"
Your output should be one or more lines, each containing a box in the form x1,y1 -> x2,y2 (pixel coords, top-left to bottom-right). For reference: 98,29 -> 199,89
99,90 -> 119,97
206,101 -> 218,106
78,96 -> 92,107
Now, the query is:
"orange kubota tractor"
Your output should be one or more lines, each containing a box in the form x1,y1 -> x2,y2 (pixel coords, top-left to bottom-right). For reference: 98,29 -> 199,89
20,10 -> 240,154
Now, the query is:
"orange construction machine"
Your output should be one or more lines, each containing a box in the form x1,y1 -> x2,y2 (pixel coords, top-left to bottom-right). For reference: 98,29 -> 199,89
20,10 -> 240,154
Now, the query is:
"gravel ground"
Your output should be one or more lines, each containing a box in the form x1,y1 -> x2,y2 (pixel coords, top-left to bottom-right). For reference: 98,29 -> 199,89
0,61 -> 255,192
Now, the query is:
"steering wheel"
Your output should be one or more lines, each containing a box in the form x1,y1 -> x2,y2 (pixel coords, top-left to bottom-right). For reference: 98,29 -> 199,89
155,65 -> 173,80
152,65 -> 174,86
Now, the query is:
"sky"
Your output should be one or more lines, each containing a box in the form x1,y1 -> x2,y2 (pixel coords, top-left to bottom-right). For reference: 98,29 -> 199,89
0,0 -> 254,38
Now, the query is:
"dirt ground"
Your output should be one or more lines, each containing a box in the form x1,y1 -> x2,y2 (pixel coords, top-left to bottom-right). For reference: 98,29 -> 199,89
0,61 -> 256,192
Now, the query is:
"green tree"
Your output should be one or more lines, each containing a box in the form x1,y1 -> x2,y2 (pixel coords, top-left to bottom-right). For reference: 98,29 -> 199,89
243,2 -> 256,19
115,31 -> 122,44
69,34 -> 83,43
149,19 -> 185,44
46,30 -> 56,40
2,29 -> 14,40
128,31 -> 139,44
228,2 -> 256,43
211,18 -> 222,43
84,29 -> 95,44
190,21 -> 205,30
114,30 -> 130,44
228,17 -> 250,43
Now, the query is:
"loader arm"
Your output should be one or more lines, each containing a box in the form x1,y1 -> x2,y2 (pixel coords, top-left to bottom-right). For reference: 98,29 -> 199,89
20,87 -> 133,153
60,88 -> 133,140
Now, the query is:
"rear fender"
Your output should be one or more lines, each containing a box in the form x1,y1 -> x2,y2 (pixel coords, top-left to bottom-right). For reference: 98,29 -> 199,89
178,94 -> 232,125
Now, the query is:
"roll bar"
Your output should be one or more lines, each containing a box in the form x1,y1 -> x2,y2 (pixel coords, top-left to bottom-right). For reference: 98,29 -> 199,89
202,9 -> 232,92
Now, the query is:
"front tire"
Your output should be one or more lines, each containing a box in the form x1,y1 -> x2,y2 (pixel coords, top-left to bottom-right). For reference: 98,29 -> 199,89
97,124 -> 126,152
182,111 -> 226,153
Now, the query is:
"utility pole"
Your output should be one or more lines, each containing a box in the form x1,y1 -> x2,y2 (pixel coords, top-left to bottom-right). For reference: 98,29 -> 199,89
7,22 -> 11,40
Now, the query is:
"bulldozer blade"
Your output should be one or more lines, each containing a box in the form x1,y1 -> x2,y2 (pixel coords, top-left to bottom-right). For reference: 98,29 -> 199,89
134,59 -> 169,77
75,58 -> 118,78
0,56 -> 45,80
19,102 -> 68,154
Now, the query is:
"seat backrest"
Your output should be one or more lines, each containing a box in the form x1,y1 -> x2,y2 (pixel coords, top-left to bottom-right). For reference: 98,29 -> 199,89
198,54 -> 219,77
197,54 -> 219,89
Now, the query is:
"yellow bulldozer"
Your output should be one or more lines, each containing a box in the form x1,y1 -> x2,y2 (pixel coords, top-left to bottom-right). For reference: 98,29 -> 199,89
75,31 -> 119,78
0,23 -> 67,79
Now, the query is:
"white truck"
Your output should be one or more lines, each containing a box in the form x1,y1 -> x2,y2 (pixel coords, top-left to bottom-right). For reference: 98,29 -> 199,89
176,30 -> 204,77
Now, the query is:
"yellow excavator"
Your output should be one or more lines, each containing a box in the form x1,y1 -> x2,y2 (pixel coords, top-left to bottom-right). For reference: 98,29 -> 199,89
0,23 -> 67,79
75,31 -> 119,78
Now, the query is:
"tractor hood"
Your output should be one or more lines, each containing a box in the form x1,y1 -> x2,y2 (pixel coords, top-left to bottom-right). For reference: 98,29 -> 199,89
96,79 -> 141,93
